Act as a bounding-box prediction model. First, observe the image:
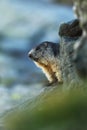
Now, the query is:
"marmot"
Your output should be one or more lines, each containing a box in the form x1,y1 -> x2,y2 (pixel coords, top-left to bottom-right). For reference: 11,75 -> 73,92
28,41 -> 63,84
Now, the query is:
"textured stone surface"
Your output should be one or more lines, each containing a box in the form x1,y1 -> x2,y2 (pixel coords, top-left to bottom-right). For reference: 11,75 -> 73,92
73,0 -> 87,78
74,0 -> 87,33
59,19 -> 82,38
59,19 -> 82,86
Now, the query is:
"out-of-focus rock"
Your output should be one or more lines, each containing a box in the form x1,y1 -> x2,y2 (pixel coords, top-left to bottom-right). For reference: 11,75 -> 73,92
73,0 -> 87,34
0,0 -> 74,40
74,36 -> 87,78
73,0 -> 87,78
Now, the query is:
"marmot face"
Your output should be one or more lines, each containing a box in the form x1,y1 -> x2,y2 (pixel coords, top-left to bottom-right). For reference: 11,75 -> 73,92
28,41 -> 62,84
28,41 -> 60,65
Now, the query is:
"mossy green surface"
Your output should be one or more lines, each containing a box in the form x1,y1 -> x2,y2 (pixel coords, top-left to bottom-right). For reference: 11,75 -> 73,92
4,82 -> 87,130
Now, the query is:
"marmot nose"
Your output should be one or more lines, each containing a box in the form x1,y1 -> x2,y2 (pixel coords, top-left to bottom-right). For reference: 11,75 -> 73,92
28,52 -> 32,58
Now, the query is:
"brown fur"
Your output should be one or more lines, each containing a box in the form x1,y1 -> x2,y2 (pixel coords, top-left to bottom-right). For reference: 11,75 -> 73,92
34,62 -> 58,83
28,41 -> 63,84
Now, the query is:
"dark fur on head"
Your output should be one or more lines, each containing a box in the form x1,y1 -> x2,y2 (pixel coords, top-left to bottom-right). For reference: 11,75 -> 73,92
35,41 -> 60,56
28,41 -> 62,84
28,41 -> 60,63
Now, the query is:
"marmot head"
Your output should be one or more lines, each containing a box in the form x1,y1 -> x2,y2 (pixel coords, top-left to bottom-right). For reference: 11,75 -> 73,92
28,41 -> 60,65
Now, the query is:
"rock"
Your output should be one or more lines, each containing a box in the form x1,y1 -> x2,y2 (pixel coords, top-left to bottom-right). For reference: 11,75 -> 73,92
73,0 -> 87,34
59,19 -> 82,38
59,19 -> 82,86
73,0 -> 87,78
74,36 -> 87,78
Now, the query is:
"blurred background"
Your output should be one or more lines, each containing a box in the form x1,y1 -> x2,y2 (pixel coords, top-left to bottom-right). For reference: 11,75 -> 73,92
0,0 -> 74,115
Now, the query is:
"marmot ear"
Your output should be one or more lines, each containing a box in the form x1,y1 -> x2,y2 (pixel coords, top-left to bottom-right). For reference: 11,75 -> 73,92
44,42 -> 48,47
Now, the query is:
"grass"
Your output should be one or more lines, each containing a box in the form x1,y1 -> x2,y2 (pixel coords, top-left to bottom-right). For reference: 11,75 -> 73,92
4,81 -> 87,130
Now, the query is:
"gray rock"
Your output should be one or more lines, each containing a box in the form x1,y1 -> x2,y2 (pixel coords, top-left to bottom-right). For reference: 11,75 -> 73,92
59,19 -> 82,38
74,36 -> 87,78
73,0 -> 87,78
59,19 -> 82,86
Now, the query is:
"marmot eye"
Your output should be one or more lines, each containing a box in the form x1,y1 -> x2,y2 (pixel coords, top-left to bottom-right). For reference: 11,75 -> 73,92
36,46 -> 40,51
